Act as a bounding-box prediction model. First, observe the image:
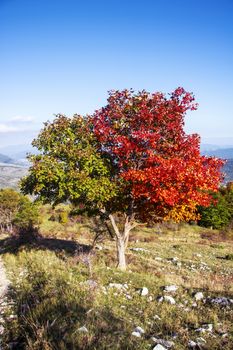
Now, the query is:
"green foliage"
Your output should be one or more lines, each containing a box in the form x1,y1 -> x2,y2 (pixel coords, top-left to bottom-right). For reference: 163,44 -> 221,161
198,192 -> 231,229
21,115 -> 117,210
225,253 -> 233,260
58,210 -> 68,224
0,189 -> 21,232
0,188 -> 20,211
224,190 -> 233,217
0,188 -> 38,233
20,99 -> 223,269
198,185 -> 233,229
13,196 -> 39,231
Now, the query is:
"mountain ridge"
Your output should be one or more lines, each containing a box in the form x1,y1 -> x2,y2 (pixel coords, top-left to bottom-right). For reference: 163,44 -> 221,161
0,144 -> 232,189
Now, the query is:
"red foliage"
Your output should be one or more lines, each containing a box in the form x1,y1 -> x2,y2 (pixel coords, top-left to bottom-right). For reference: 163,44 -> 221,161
92,88 -> 224,221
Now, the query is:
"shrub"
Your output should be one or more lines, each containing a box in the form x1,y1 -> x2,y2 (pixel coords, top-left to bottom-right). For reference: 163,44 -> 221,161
13,196 -> 39,232
0,188 -> 21,233
198,192 -> 231,229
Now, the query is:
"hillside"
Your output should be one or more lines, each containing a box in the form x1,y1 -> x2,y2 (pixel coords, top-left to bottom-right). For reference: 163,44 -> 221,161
0,164 -> 28,189
1,221 -> 233,349
0,161 -> 232,191
222,159 -> 233,183
204,148 -> 233,159
0,153 -> 14,164
0,144 -> 233,190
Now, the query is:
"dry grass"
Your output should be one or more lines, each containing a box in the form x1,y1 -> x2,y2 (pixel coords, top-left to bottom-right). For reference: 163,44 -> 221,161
1,219 -> 233,349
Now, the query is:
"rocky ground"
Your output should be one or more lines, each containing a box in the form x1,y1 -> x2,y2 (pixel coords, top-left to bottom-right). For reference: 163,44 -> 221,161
0,224 -> 233,349
0,258 -> 13,349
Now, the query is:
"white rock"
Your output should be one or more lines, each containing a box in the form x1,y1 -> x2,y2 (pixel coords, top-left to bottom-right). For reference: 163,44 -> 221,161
196,323 -> 213,333
194,292 -> 204,301
152,337 -> 174,348
153,314 -> 161,320
78,326 -> 88,333
132,331 -> 141,337
172,257 -> 179,262
153,345 -> 167,350
0,325 -> 4,335
205,324 -> 213,332
164,295 -> 176,304
164,285 -> 178,292
222,333 -> 228,338
188,340 -> 197,348
195,327 -> 206,333
134,326 -> 145,334
130,247 -> 149,253
209,296 -> 231,306
141,287 -> 149,296
85,279 -> 98,288
155,257 -> 162,261
109,283 -> 126,290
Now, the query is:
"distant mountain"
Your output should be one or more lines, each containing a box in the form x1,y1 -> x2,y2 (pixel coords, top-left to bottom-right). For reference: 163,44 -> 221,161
0,144 -> 35,158
222,159 -> 233,183
202,148 -> 233,159
0,164 -> 28,190
200,144 -> 224,152
0,144 -> 39,166
0,143 -> 232,189
0,153 -> 15,164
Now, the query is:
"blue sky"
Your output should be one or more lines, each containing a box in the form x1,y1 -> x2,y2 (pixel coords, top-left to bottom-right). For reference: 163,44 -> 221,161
0,0 -> 233,147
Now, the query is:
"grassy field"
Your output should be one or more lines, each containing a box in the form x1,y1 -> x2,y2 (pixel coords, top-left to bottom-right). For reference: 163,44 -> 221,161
0,217 -> 233,349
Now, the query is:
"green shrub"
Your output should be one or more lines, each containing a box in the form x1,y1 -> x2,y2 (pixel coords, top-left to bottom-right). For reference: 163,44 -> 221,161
58,210 -> 68,224
198,192 -> 231,229
13,196 -> 39,231
225,253 -> 233,260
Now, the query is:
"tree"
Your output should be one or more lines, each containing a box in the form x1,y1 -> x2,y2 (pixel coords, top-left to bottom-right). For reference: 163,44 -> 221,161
21,88 -> 224,269
198,184 -> 233,229
198,192 -> 230,229
0,188 -> 20,233
13,196 -> 39,232
0,188 -> 38,234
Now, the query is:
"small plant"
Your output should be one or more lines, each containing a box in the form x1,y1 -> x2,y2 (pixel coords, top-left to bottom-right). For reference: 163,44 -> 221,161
74,247 -> 95,277
225,253 -> 233,260
210,244 -> 224,249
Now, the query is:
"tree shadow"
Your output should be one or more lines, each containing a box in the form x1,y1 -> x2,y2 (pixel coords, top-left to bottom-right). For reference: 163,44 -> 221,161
0,229 -> 92,256
4,297 -> 129,350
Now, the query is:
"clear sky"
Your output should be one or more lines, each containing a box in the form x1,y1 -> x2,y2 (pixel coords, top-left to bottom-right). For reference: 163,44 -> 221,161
0,0 -> 233,147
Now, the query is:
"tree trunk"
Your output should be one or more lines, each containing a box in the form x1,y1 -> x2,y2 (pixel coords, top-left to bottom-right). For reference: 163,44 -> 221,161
108,213 -> 136,270
116,237 -> 126,270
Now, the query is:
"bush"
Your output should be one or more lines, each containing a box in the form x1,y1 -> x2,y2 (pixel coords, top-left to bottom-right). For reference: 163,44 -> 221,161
0,188 -> 21,233
13,196 -> 39,232
198,191 -> 231,229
